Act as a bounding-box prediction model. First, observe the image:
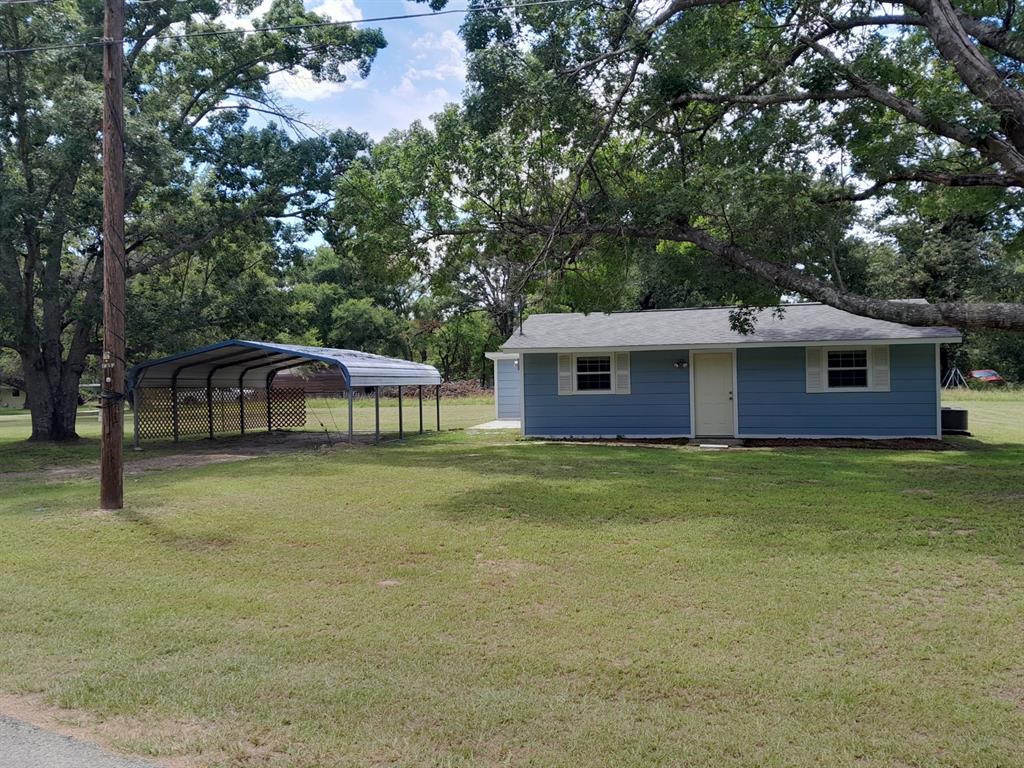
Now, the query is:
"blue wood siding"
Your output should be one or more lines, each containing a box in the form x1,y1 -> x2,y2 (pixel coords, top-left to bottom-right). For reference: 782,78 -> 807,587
495,358 -> 521,419
736,344 -> 938,437
522,351 -> 691,436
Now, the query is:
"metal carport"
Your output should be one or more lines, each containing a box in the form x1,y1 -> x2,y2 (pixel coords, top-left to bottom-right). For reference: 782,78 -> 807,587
127,340 -> 442,447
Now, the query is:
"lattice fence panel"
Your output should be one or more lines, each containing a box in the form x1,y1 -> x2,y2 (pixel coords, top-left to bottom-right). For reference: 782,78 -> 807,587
136,386 -> 306,440
213,388 -> 240,433
269,388 -> 305,428
137,388 -> 173,439
242,388 -> 268,432
175,388 -> 209,437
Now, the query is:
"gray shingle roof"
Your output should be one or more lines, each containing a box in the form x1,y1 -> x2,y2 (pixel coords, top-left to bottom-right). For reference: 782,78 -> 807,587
501,303 -> 961,351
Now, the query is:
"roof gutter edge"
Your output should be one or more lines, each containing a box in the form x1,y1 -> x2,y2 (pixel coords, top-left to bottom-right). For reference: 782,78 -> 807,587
501,336 -> 963,353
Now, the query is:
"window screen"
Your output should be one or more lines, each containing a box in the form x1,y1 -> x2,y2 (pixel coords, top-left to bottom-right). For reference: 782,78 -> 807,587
576,356 -> 612,391
826,349 -> 868,388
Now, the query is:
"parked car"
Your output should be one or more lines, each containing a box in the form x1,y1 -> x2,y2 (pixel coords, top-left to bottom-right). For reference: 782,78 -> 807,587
970,369 -> 1006,384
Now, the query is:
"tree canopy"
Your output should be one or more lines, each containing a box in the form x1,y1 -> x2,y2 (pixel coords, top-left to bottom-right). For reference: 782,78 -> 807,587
0,0 -> 425,439
443,0 -> 1024,330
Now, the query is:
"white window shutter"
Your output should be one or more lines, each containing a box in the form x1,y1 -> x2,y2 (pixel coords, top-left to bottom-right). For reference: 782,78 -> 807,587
806,347 -> 824,393
557,354 -> 573,395
870,345 -> 891,392
614,352 -> 631,394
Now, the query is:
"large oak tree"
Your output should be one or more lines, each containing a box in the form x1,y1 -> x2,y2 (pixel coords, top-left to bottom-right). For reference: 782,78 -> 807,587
0,0 -> 433,440
452,0 -> 1024,331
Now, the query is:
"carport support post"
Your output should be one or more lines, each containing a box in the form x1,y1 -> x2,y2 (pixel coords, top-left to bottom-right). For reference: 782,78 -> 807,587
171,381 -> 179,442
347,387 -> 353,443
435,384 -> 440,432
418,385 -> 423,434
265,371 -> 275,432
206,378 -> 214,439
132,388 -> 141,450
238,372 -> 246,436
398,386 -> 403,439
374,387 -> 380,444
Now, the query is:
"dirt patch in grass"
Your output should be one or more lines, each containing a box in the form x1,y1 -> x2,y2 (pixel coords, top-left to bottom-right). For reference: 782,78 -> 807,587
0,430 -> 375,484
996,686 -> 1024,712
0,691 -> 292,768
0,692 -> 204,767
476,557 -> 542,576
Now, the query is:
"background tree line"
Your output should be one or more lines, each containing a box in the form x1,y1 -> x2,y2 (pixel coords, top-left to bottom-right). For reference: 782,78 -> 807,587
3,0 -> 1023,440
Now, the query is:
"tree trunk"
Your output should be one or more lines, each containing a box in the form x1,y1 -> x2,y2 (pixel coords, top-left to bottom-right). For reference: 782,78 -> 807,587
21,350 -> 83,441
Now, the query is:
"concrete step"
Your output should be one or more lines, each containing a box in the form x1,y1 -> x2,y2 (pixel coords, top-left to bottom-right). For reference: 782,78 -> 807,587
696,438 -> 745,449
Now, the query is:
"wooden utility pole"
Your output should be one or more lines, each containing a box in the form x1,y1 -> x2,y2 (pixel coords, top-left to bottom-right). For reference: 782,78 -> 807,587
100,0 -> 126,510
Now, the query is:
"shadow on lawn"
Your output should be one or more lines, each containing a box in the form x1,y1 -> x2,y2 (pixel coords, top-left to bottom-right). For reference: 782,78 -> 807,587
295,438 -> 1024,557
328,433 -> 1024,482
116,508 -> 236,552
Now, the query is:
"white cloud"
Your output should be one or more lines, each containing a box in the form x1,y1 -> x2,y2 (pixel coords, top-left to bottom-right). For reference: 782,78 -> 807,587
331,26 -> 465,137
402,0 -> 437,14
269,62 -> 367,102
221,1 -> 466,134
308,0 -> 363,22
220,0 -> 273,31
315,82 -> 455,139
412,28 -> 462,55
221,0 -> 368,101
223,0 -> 362,29
405,29 -> 466,81
371,85 -> 454,137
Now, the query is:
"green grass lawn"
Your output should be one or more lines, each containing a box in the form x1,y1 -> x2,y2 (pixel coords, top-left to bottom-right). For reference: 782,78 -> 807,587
0,396 -> 1022,766
0,396 -> 495,473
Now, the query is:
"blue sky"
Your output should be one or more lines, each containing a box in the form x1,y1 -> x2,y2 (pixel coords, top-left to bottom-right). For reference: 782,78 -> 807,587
236,0 -> 468,139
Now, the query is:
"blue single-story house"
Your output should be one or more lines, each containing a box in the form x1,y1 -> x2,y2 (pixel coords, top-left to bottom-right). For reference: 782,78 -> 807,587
493,303 -> 961,439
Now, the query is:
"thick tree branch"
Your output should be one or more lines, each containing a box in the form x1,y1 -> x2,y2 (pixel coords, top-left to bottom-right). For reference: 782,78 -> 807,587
823,168 -> 1022,200
917,0 -> 1024,152
670,220 -> 1022,330
800,36 -> 1024,180
903,0 -> 1024,62
467,217 -> 1024,330
201,103 -> 322,132
670,87 -> 864,108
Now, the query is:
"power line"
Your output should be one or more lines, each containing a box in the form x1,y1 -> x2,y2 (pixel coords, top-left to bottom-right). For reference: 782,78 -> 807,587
0,0 -> 580,55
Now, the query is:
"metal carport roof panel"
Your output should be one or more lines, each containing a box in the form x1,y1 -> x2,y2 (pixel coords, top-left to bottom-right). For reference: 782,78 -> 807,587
128,340 -> 442,389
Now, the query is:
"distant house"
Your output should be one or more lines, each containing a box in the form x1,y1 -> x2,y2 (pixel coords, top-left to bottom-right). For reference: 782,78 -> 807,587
495,303 -> 961,439
0,380 -> 26,409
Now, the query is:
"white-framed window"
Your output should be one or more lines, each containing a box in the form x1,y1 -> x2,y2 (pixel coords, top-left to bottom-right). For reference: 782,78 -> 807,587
557,352 -> 631,395
806,345 -> 890,393
826,348 -> 869,389
575,355 -> 613,392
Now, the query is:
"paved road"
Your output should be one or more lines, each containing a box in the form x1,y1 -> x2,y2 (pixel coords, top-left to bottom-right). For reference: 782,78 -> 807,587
0,716 -> 159,768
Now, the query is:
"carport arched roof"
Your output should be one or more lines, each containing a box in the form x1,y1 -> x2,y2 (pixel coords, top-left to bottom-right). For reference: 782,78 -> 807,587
128,340 -> 441,390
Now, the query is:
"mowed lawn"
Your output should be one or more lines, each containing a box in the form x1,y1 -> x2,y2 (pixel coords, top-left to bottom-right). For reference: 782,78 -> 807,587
0,396 -> 495,473
0,394 -> 1022,767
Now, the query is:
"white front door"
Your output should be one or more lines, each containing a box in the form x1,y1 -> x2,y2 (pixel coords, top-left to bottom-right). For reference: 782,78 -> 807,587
693,352 -> 735,437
